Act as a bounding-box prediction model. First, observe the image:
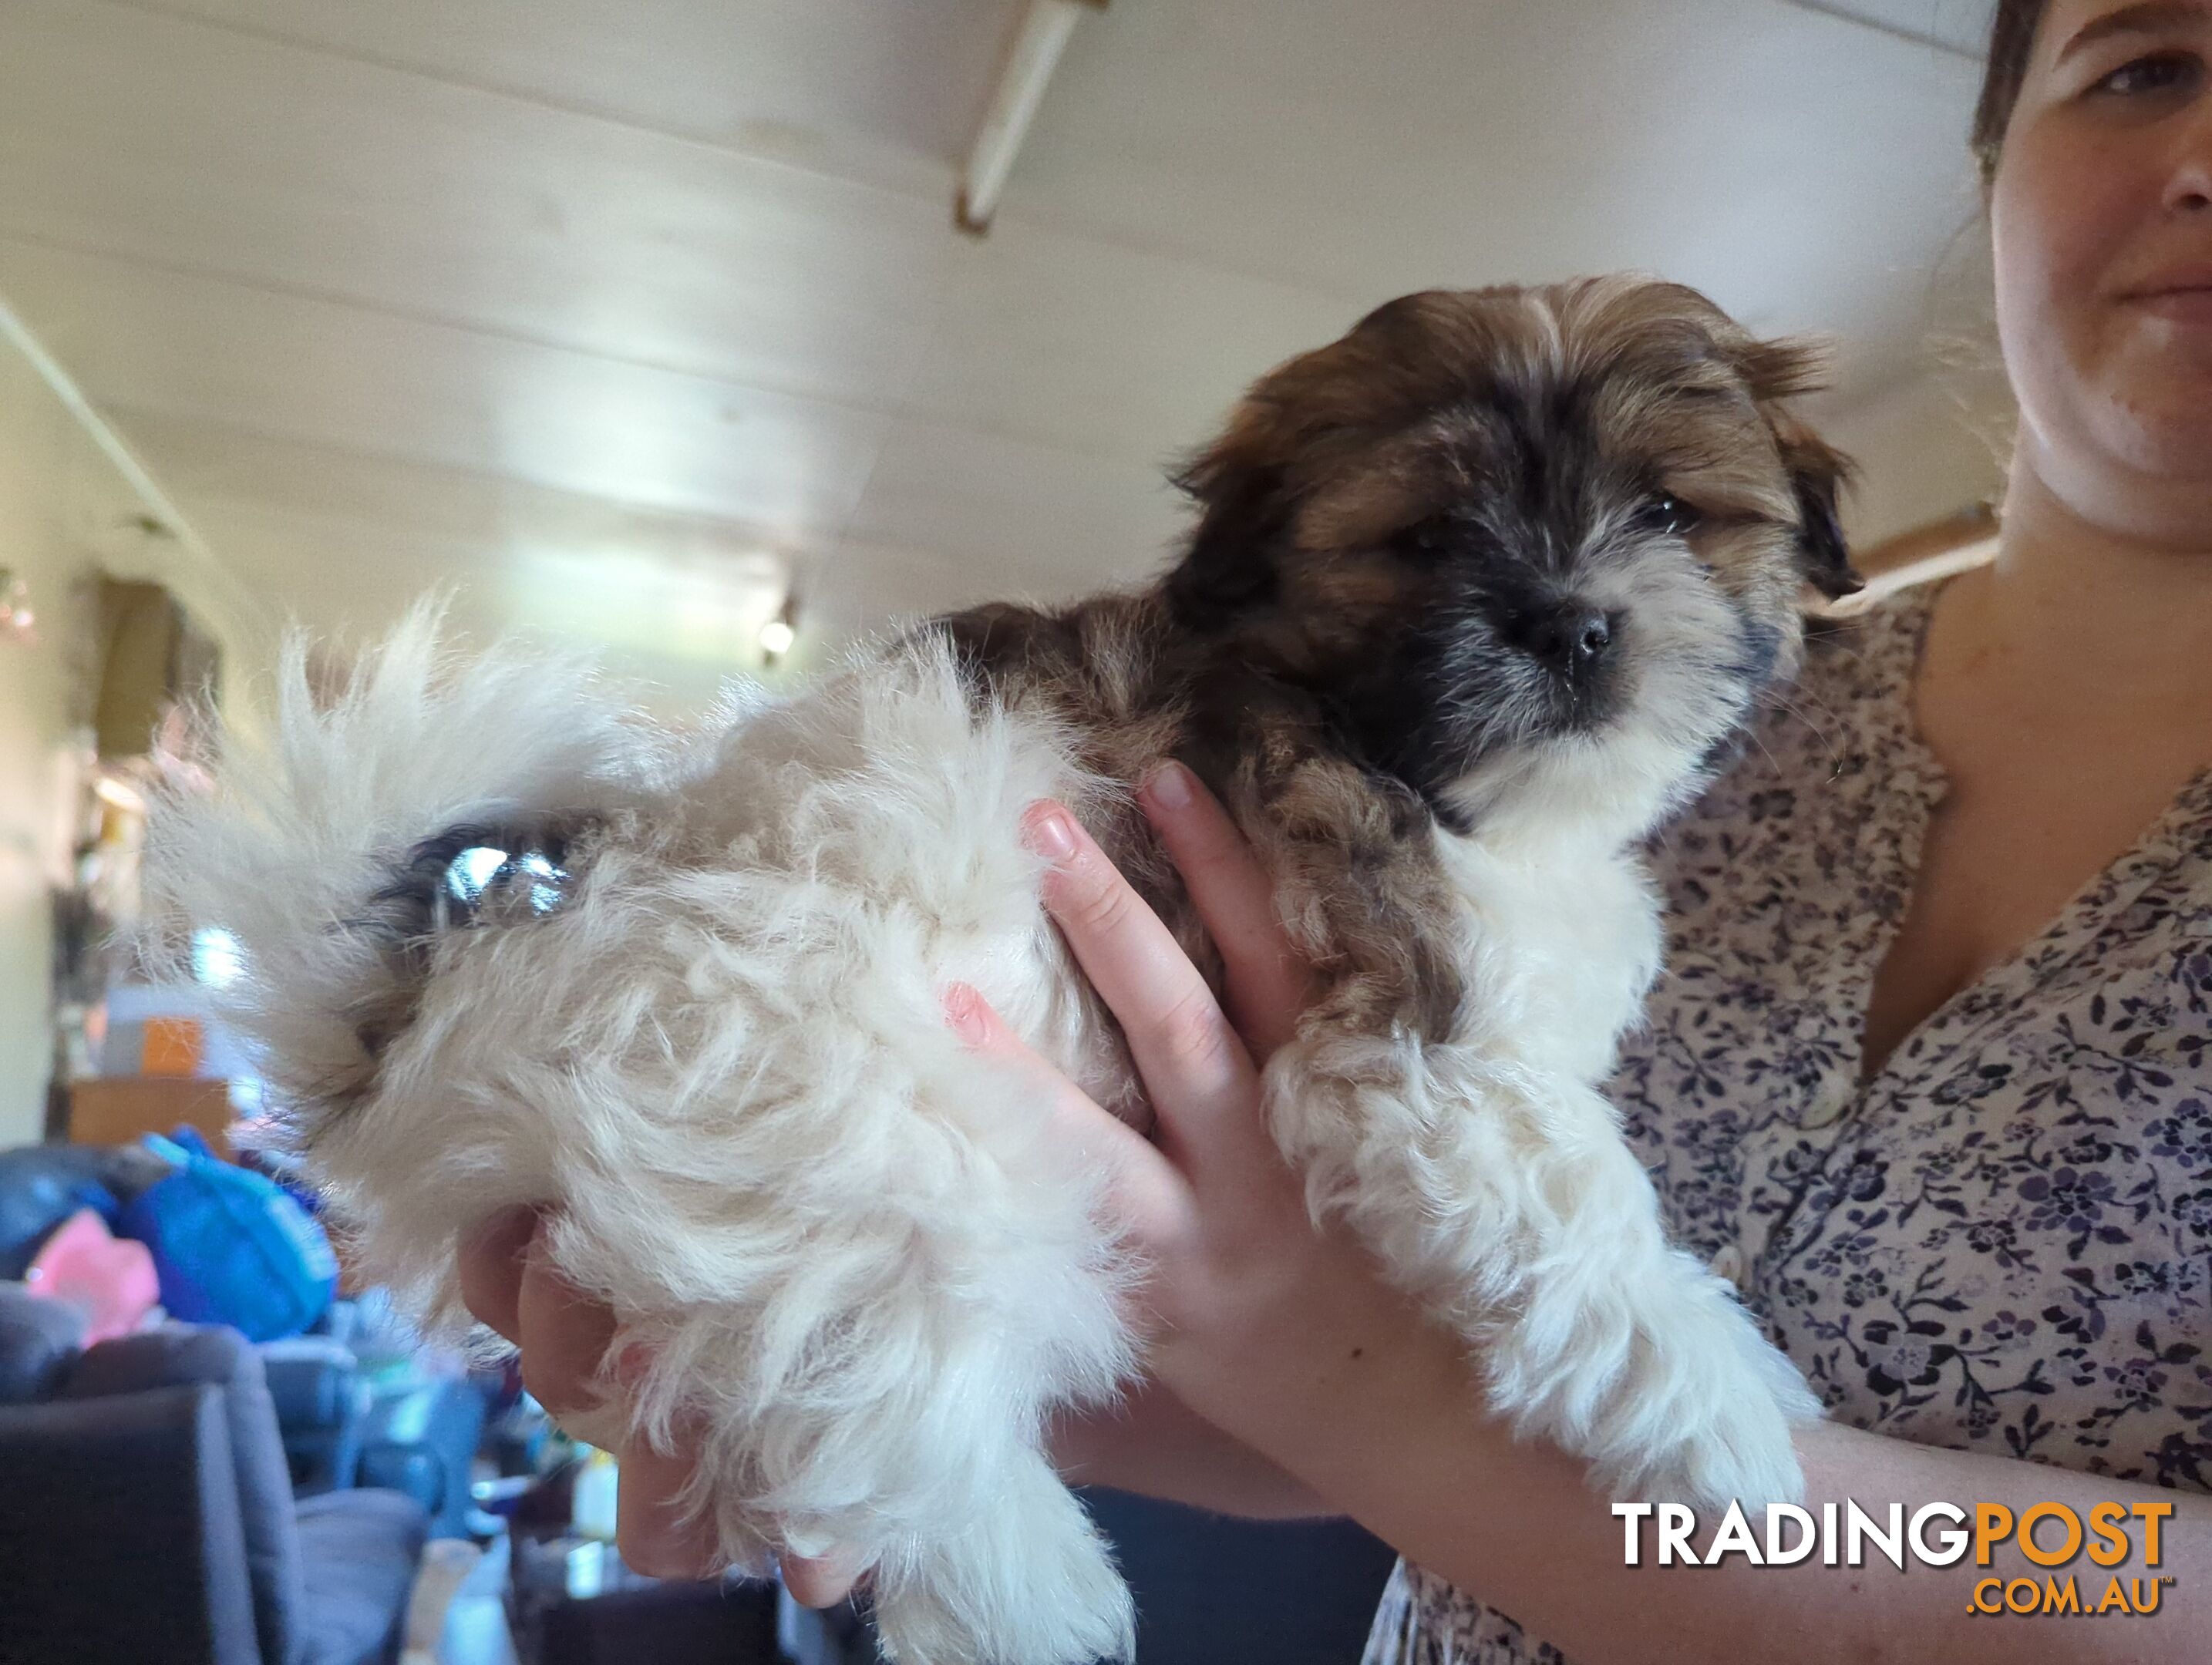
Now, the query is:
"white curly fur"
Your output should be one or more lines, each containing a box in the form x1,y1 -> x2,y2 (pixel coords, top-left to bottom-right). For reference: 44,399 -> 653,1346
148,600 -> 1818,1665
153,618 -> 1153,1663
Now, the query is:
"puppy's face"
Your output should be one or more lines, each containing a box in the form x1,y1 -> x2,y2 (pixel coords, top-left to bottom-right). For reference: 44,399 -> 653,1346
1167,278 -> 1859,836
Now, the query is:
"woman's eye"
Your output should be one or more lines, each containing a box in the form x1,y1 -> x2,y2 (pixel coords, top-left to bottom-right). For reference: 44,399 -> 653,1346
2090,51 -> 2200,99
1640,494 -> 1702,537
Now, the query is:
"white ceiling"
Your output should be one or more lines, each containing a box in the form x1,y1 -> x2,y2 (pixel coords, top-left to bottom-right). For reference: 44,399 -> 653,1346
0,0 -> 2005,704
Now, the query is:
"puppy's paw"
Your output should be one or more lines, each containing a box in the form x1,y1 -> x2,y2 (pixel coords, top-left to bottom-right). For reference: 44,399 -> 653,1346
1478,1236 -> 1820,1515
871,1448 -> 1134,1665
1643,1367 -> 1810,1515
1599,1275 -> 1820,1513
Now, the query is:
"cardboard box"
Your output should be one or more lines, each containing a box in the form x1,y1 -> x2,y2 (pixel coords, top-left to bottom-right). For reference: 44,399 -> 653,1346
69,1076 -> 234,1157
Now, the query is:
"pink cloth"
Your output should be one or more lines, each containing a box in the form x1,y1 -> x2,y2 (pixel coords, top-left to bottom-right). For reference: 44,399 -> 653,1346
22,1208 -> 160,1342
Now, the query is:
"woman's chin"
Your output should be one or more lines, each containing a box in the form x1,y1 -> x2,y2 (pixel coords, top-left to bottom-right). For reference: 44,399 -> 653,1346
2089,371 -> 2212,489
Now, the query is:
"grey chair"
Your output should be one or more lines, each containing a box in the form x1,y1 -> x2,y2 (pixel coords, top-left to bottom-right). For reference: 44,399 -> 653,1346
0,1285 -> 430,1665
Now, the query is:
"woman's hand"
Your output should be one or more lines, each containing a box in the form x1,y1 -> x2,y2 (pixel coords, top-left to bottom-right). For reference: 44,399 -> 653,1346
457,1206 -> 730,1579
972,773 -> 1417,1418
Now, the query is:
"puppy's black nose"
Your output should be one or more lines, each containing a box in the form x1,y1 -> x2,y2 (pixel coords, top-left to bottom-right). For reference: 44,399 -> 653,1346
1510,601 -> 1613,673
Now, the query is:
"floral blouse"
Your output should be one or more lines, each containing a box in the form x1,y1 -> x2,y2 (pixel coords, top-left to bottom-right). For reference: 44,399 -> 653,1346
1364,585 -> 2212,1664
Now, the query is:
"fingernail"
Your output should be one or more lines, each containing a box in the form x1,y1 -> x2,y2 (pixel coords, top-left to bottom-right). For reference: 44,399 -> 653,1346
941,983 -> 989,1044
1143,761 -> 1193,809
1023,805 -> 1079,863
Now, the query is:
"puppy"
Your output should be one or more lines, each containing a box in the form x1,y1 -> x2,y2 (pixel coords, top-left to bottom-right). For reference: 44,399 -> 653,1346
147,278 -> 1850,1665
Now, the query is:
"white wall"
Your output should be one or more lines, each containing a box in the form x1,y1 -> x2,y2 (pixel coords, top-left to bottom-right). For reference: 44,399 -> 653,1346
1828,365 -> 2012,549
1823,226 -> 2016,549
0,327 -> 103,1145
0,306 -> 262,1148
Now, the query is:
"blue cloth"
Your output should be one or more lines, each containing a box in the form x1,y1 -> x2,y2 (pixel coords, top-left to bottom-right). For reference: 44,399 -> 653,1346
119,1135 -> 339,1342
0,1146 -> 125,1280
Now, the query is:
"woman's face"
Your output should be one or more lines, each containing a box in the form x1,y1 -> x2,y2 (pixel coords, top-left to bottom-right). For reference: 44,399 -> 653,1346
1992,0 -> 2212,533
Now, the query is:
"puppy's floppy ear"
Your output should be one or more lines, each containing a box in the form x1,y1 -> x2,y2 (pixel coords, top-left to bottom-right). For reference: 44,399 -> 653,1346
1165,409 -> 1291,631
1776,420 -> 1862,600
1736,334 -> 1865,601
1732,334 -> 1830,404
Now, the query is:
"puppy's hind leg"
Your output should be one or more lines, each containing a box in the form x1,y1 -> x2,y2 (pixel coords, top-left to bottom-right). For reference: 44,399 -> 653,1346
1264,1032 -> 1818,1513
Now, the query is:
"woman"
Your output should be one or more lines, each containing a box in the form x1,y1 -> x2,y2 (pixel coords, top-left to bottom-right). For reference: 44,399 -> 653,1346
462,1 -> 2211,1657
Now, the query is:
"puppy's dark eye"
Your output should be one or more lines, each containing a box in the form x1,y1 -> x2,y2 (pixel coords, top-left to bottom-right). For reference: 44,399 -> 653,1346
1397,517 -> 1459,561
1638,494 -> 1702,537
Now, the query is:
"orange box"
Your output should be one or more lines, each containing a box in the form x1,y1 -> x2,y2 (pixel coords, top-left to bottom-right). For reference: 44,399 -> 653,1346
142,1016 -> 205,1077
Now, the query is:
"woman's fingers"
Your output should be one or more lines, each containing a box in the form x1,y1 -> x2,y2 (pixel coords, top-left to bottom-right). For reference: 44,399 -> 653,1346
616,1428 -> 720,1579
1022,800 -> 1257,1141
508,1231 -> 619,1426
943,983 -> 1186,1250
779,1549 -> 871,1609
460,1213 -> 832,1592
459,1206 -> 614,1426
457,1205 -> 538,1344
460,1206 -> 625,1441
462,1209 -> 712,1573
1138,764 -> 1315,1061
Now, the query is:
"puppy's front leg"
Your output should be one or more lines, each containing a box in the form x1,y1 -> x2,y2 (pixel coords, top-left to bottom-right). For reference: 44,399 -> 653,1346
1216,728 -> 1816,1508
1263,1023 -> 1817,1510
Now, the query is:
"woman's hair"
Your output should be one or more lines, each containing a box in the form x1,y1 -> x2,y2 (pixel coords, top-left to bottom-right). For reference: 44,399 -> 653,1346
1972,0 -> 2050,186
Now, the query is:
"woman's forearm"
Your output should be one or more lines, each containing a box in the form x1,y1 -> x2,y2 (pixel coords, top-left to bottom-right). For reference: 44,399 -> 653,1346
1203,1297 -> 2209,1664
1394,1414 -> 2208,1665
1049,1381 -> 1339,1521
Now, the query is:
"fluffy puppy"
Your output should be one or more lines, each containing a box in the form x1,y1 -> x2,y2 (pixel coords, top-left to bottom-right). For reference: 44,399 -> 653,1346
147,277 -> 1853,1665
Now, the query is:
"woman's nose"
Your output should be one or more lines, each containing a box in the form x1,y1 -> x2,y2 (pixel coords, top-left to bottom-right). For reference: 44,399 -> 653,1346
2163,102 -> 2212,215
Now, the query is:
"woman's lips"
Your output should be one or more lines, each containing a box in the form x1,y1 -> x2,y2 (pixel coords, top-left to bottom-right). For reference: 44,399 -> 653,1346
2126,286 -> 2212,325
2114,269 -> 2212,324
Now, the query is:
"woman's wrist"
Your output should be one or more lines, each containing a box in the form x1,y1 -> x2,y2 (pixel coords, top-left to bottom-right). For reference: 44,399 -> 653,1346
1159,1236 -> 1501,1515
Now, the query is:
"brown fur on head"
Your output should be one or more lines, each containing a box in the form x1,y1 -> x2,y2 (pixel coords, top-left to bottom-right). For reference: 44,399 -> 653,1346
1157,277 -> 1859,829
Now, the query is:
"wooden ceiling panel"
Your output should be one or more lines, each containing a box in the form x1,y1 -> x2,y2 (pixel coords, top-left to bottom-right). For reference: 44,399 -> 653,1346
847,419 -> 1190,599
903,227 -> 1358,463
0,0 -> 956,412
1008,0 -> 1985,378
121,0 -> 1022,193
0,239 -> 892,537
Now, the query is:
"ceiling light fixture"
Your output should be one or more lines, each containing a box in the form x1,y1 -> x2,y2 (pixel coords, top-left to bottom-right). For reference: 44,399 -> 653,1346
759,591 -> 799,668
0,567 -> 33,642
956,0 -> 1108,234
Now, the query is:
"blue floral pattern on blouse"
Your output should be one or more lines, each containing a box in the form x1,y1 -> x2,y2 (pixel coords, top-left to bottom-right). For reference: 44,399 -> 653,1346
1365,587 -> 2212,1663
